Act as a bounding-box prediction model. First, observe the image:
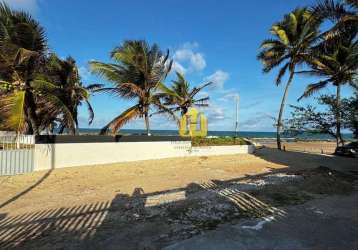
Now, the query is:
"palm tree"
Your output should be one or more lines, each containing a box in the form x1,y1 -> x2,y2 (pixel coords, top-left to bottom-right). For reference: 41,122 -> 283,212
157,71 -> 212,117
257,8 -> 321,150
298,43 -> 358,146
297,0 -> 357,146
0,3 -> 80,135
0,2 -> 47,134
313,0 -> 357,42
90,40 -> 173,135
43,54 -> 100,134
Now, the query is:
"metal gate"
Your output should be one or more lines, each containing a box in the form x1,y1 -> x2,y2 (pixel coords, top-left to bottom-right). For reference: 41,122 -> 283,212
0,135 -> 35,176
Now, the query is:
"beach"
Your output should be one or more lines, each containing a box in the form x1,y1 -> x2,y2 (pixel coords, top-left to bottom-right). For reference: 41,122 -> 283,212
259,140 -> 338,154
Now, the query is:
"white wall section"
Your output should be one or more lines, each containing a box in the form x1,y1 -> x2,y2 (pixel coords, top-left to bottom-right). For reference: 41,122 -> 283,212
34,141 -> 255,171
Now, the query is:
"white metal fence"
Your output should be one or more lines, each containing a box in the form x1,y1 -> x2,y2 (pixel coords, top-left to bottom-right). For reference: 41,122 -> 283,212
0,135 -> 35,176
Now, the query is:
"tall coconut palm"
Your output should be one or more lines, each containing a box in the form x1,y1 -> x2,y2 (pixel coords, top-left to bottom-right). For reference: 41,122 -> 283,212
298,38 -> 357,146
90,40 -> 173,135
297,0 -> 357,146
43,54 -> 100,134
157,71 -> 212,117
298,43 -> 358,145
0,2 -> 47,134
257,8 -> 321,150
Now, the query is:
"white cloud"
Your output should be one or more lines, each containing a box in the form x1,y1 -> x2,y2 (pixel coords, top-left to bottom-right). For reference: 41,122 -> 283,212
79,66 -> 91,81
204,70 -> 229,89
172,42 -> 206,73
220,92 -> 240,101
2,0 -> 39,13
172,61 -> 186,75
197,91 -> 209,99
205,103 -> 226,121
240,112 -> 275,131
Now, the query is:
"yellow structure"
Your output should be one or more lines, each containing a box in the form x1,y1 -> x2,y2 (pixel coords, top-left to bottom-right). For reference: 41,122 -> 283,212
179,108 -> 207,137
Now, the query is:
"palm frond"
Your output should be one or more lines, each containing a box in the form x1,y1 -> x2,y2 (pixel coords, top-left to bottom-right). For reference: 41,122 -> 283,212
39,93 -> 75,131
86,83 -> 104,91
194,97 -> 210,104
298,80 -> 330,100
0,90 -> 26,131
100,104 -> 141,134
85,100 -> 94,125
275,63 -> 289,85
190,82 -> 213,98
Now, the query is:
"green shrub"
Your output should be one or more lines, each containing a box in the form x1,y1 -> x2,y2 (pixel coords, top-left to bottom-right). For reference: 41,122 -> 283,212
191,137 -> 250,147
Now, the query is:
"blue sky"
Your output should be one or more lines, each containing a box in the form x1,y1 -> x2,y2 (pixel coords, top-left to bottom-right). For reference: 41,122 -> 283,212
5,0 -> 356,131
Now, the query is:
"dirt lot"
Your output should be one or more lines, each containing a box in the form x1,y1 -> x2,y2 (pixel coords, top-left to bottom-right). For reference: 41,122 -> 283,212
0,148 -> 357,249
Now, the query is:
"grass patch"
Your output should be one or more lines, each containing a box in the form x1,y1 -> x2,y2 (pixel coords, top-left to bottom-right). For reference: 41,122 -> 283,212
191,137 -> 249,147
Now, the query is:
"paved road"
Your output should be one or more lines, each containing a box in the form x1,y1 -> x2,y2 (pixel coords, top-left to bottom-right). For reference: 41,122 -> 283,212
165,191 -> 358,250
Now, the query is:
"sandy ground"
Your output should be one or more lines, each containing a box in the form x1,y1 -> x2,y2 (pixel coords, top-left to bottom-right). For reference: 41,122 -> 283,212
261,141 -> 337,154
0,148 -> 357,249
0,153 -> 285,214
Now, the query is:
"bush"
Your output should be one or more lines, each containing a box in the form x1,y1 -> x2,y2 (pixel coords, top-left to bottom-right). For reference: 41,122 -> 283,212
191,137 -> 250,147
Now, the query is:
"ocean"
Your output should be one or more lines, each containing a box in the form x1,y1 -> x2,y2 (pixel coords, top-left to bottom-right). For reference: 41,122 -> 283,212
78,128 -> 354,141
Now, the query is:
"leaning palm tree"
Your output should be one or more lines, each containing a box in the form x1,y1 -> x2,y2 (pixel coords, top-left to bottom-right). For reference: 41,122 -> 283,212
298,38 -> 357,146
158,71 -> 212,116
257,8 -> 321,150
90,40 -> 173,135
43,54 -> 100,134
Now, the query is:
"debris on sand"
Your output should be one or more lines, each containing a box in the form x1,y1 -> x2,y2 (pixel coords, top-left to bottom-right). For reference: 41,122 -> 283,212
241,216 -> 275,230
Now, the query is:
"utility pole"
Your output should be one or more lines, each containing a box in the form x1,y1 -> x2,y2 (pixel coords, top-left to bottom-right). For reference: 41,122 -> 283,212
235,94 -> 239,137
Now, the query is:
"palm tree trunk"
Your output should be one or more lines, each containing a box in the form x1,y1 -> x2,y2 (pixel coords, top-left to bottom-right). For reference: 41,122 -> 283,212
336,84 -> 344,146
276,71 -> 294,150
58,124 -> 65,134
144,106 -> 150,135
144,113 -> 150,135
24,87 -> 39,135
73,109 -> 78,135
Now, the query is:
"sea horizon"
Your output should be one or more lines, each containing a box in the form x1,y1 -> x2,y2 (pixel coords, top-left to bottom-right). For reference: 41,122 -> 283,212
77,128 -> 353,141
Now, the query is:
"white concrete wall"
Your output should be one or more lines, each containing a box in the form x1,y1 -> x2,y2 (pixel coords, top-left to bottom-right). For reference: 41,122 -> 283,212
34,141 -> 192,171
188,145 -> 255,156
34,142 -> 255,171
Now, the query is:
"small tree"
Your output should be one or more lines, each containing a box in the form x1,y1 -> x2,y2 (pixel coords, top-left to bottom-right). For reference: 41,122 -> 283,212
285,95 -> 350,146
346,92 -> 358,139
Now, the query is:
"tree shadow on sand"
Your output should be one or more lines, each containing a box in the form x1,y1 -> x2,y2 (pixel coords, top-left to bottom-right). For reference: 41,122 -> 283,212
2,148 -> 356,249
254,147 -> 358,173
0,173 -> 289,249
